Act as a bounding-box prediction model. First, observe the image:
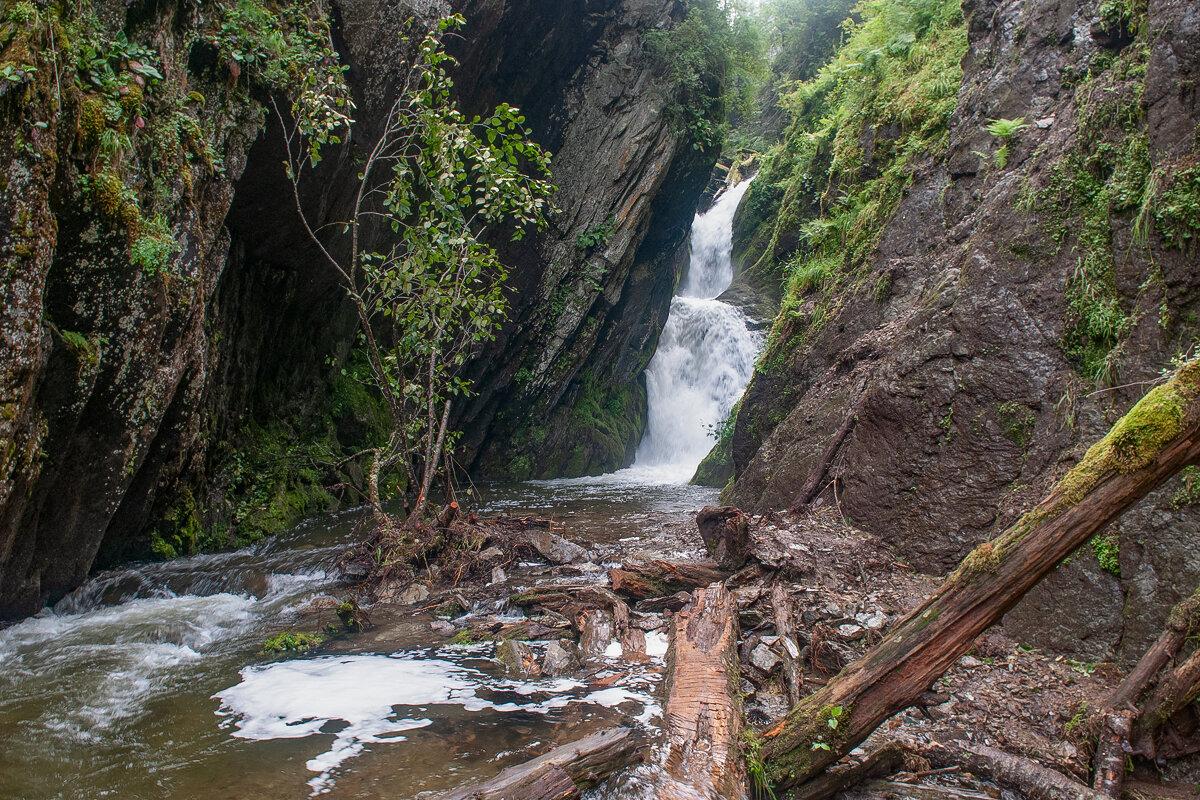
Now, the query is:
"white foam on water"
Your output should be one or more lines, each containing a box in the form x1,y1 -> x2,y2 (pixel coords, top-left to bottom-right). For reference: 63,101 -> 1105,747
213,653 -> 666,794
644,630 -> 669,658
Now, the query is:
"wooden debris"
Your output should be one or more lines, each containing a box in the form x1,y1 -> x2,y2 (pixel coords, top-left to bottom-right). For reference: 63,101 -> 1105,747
756,360 -> 1200,791
609,560 -> 727,600
659,582 -> 746,800
785,742 -> 906,800
771,582 -> 804,707
1093,709 -> 1134,797
438,727 -> 645,800
920,739 -> 1108,800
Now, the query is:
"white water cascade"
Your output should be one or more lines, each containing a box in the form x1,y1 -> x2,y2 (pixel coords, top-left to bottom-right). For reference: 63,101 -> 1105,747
632,179 -> 761,483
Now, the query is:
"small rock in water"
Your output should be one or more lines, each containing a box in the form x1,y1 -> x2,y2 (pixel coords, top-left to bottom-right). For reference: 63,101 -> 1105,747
750,642 -> 781,674
542,639 -> 583,676
525,530 -> 588,564
398,583 -> 430,605
490,566 -> 507,585
496,639 -> 542,678
430,620 -> 455,634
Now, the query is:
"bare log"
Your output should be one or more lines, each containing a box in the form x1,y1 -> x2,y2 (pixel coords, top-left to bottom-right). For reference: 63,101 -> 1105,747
1093,709 -> 1134,797
772,582 -> 804,707
1138,646 -> 1200,737
785,742 -> 906,800
438,727 -> 645,800
921,740 -> 1107,800
696,506 -> 752,570
758,360 -> 1200,791
659,583 -> 747,800
609,560 -> 728,600
1104,584 -> 1200,712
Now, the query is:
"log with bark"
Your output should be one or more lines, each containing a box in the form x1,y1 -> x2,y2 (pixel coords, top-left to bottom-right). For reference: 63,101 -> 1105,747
609,560 -> 728,600
756,360 -> 1200,792
919,739 -> 1107,800
438,727 -> 645,800
772,582 -> 804,707
659,582 -> 747,800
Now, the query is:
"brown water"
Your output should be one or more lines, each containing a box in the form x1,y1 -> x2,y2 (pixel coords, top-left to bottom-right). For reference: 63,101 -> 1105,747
0,477 -> 716,800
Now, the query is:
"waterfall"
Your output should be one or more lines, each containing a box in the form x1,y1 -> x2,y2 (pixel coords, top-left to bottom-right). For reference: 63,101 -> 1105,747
632,179 -> 760,483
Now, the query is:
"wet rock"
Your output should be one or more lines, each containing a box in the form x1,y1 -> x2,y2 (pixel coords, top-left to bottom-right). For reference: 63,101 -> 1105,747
542,639 -> 583,676
578,608 -> 615,657
430,620 -> 455,634
631,611 -> 665,631
696,506 -> 751,570
398,583 -> 430,605
750,642 -> 781,674
479,546 -> 505,562
490,566 -> 508,585
837,623 -> 865,641
496,639 -> 542,678
525,530 -> 588,564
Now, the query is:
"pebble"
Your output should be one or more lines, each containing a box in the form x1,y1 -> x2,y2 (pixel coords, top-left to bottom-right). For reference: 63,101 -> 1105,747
838,623 -> 865,640
750,642 -> 781,673
961,655 -> 981,668
489,566 -> 507,585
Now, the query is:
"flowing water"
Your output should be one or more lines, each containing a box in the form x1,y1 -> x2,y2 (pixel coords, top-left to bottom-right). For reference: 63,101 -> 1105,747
633,178 -> 760,483
0,181 -> 760,799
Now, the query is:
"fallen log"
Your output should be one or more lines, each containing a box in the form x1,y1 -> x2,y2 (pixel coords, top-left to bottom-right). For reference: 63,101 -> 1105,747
920,740 -> 1107,800
659,582 -> 747,800
1093,709 -> 1134,797
1137,645 -> 1200,740
1103,584 -> 1200,712
771,582 -> 804,707
438,727 -> 645,800
784,742 -> 906,800
758,360 -> 1200,791
609,560 -> 728,600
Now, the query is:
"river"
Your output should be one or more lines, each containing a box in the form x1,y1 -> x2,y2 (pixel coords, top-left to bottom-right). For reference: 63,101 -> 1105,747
0,181 -> 760,800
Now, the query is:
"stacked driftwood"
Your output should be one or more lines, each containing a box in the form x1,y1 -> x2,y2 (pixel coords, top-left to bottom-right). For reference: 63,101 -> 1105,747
432,360 -> 1200,799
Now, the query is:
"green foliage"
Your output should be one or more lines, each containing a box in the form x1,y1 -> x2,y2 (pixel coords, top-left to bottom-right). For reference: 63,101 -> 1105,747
129,214 -> 178,275
744,0 -> 964,367
1091,532 -> 1121,576
1172,465 -> 1200,508
999,401 -> 1036,450
647,0 -> 766,150
575,216 -> 616,250
283,15 -> 553,517
262,631 -> 326,653
1154,166 -> 1200,249
984,117 -> 1028,139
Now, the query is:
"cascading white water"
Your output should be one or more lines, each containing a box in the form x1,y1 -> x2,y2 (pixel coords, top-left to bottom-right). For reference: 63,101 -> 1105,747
632,179 -> 760,483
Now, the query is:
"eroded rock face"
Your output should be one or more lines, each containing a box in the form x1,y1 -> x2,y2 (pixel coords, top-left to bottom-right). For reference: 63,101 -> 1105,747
724,0 -> 1200,659
0,0 -> 715,618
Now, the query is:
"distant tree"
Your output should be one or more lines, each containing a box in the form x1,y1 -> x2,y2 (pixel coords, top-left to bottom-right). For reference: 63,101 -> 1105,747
276,16 -> 553,524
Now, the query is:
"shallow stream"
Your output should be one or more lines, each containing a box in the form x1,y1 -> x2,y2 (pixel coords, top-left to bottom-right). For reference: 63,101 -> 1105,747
0,181 -> 760,799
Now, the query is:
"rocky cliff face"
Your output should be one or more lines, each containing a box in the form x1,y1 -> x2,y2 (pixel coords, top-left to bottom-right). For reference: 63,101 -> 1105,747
724,0 -> 1200,660
0,0 -> 713,618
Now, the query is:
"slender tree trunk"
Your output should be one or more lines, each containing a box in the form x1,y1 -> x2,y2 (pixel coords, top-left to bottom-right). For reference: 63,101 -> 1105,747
411,398 -> 452,523
367,448 -> 384,521
759,360 -> 1200,792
